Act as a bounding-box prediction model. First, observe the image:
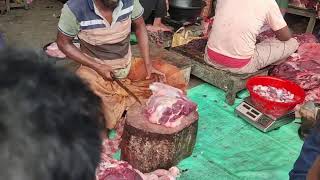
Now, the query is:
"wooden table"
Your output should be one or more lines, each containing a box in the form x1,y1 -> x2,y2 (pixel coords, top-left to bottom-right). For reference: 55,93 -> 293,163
287,5 -> 317,33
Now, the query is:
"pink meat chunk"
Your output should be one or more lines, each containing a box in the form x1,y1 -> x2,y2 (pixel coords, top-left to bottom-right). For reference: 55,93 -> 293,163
146,83 -> 197,128
270,42 -> 320,103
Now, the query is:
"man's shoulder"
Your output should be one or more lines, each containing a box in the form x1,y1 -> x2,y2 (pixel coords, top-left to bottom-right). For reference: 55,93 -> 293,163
65,0 -> 93,21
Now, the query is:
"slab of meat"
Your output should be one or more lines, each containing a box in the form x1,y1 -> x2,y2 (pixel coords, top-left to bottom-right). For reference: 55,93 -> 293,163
45,42 -> 66,58
290,0 -> 320,10
183,38 -> 208,53
271,43 -> 320,103
295,34 -> 318,45
253,85 -> 295,103
305,87 -> 320,102
45,42 -> 80,59
96,157 -> 143,180
146,83 -> 197,128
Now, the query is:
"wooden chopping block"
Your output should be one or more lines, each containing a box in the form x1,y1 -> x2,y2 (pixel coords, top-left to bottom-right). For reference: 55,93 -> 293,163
120,104 -> 199,173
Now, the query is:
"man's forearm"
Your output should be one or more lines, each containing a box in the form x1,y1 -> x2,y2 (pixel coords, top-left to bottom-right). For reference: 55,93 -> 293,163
134,17 -> 152,67
56,33 -> 101,70
60,43 -> 100,69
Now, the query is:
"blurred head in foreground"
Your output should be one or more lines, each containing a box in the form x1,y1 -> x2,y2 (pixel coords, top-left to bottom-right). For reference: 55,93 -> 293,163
0,48 -> 103,180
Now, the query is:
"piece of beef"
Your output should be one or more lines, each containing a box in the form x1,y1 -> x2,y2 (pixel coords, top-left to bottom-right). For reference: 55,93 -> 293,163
146,83 -> 197,128
305,87 -> 320,102
271,61 -> 300,81
270,42 -> 320,103
96,159 -> 143,180
294,33 -> 318,45
296,72 -> 320,90
183,38 -> 208,53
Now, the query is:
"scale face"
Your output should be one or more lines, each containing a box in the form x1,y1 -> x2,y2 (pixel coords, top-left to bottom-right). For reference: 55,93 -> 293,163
235,98 -> 295,132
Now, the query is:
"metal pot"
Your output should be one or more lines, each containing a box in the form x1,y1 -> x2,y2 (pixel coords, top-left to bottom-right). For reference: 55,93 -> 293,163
169,0 -> 205,22
170,0 -> 204,9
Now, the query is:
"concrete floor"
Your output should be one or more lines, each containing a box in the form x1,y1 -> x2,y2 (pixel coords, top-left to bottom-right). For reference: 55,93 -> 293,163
0,0 -> 62,49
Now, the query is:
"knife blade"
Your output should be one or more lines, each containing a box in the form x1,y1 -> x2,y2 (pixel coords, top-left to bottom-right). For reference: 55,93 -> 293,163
113,77 -> 142,105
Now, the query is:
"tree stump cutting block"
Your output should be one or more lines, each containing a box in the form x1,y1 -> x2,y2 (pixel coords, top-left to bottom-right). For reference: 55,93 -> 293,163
120,104 -> 199,173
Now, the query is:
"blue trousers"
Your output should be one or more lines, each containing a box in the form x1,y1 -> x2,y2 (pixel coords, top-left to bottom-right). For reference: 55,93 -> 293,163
290,128 -> 320,179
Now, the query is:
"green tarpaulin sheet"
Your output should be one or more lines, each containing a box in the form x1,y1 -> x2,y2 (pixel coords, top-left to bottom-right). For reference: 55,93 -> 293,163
177,84 -> 303,180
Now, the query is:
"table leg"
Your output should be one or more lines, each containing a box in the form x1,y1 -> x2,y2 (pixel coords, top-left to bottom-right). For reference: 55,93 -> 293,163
306,17 -> 316,33
5,0 -> 10,13
23,0 -> 28,9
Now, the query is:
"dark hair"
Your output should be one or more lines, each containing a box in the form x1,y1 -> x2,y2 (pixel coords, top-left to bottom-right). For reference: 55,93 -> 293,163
101,0 -> 119,9
0,48 -> 103,180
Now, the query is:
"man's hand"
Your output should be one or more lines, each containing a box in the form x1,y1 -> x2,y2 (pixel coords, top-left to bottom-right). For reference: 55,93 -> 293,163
94,64 -> 114,81
146,63 -> 166,82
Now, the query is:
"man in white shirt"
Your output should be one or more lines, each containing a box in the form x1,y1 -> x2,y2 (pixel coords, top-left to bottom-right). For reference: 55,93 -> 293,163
205,0 -> 299,74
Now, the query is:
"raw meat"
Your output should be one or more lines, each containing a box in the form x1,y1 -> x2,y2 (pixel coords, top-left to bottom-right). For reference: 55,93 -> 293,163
45,42 -> 80,59
146,26 -> 173,46
305,87 -> 320,102
257,31 -> 318,45
294,34 -> 318,45
45,42 -> 66,58
290,0 -> 319,10
96,157 -> 143,180
271,43 -> 320,103
183,38 -> 208,53
146,83 -> 197,128
253,85 -> 295,103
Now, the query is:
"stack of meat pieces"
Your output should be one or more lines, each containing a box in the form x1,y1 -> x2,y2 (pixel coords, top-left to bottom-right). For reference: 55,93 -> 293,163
183,38 -> 208,53
290,0 -> 320,11
145,83 -> 197,128
271,42 -> 320,103
96,119 -> 181,180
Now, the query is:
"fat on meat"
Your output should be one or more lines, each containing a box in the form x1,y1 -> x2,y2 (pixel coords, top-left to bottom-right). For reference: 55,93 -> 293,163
146,83 -> 197,128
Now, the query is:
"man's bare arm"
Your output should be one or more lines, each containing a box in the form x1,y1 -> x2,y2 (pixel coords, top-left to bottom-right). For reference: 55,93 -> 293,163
132,17 -> 152,76
56,32 -> 113,80
274,26 -> 292,41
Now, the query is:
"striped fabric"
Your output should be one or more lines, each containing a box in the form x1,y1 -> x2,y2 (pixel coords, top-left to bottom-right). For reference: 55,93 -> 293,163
65,0 -> 136,70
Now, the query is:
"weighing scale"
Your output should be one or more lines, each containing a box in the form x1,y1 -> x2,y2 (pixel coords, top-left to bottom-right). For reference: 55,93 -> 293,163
235,97 -> 295,132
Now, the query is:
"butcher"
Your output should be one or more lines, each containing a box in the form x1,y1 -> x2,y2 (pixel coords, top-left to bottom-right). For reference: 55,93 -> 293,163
56,0 -> 163,129
204,0 -> 299,74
